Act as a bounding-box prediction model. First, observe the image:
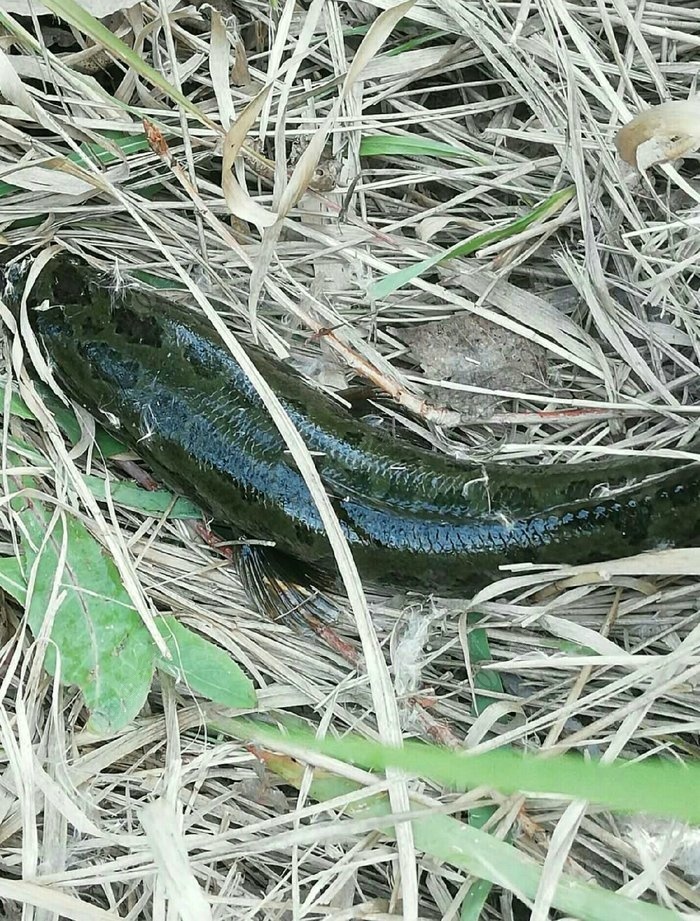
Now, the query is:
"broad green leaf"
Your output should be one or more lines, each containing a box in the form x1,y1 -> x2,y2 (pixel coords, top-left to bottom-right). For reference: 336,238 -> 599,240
155,615 -> 256,709
0,555 -> 27,605
370,186 -> 576,299
16,489 -> 155,733
83,475 -> 200,520
360,133 -> 486,164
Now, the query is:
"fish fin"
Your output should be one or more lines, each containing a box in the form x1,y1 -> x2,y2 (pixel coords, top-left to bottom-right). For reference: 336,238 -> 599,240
235,543 -> 340,627
336,383 -> 379,410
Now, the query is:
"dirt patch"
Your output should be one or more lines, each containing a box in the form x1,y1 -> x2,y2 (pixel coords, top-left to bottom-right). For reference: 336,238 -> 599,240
392,312 -> 550,418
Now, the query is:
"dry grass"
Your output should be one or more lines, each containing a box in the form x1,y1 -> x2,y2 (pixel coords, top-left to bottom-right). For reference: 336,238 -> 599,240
1,0 -> 700,918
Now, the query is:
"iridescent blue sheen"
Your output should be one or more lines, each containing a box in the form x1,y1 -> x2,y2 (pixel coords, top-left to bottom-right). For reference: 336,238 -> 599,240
23,255 -> 700,595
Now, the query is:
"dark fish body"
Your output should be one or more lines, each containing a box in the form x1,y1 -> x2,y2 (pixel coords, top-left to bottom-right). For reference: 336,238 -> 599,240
16,256 -> 700,596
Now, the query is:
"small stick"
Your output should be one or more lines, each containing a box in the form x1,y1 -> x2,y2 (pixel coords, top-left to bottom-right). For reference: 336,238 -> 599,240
304,612 -> 362,666
409,696 -> 462,749
115,459 -> 159,491
193,522 -> 237,562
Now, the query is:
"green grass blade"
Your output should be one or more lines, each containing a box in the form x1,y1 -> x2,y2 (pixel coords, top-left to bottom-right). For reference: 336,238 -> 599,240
0,382 -> 125,456
48,404 -> 127,459
236,746 -> 682,921
370,186 -> 575,300
414,812 -> 675,921
131,270 -> 187,291
79,134 -> 150,164
232,718 -> 700,825
460,879 -> 494,921
388,30 -> 450,55
0,384 -> 35,420
467,612 -> 504,718
360,133 -> 487,164
461,612 -> 507,918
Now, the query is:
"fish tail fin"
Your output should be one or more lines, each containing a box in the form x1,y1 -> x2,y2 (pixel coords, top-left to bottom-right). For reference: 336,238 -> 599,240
236,543 -> 341,628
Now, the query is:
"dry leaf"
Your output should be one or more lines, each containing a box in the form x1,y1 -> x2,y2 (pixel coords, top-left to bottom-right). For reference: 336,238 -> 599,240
221,84 -> 278,229
140,798 -> 213,921
341,0 -> 417,101
615,99 -> 700,170
209,8 -> 236,131
3,0 -> 139,14
588,548 -> 700,578
0,164 -> 95,195
231,36 -> 251,87
0,47 -> 40,120
417,215 -> 461,242
361,45 -> 449,80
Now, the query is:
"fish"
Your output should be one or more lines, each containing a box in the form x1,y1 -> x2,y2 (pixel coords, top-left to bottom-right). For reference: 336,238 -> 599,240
7,253 -> 700,617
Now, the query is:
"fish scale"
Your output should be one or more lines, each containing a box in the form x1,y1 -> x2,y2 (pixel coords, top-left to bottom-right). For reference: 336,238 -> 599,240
10,254 -> 700,606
